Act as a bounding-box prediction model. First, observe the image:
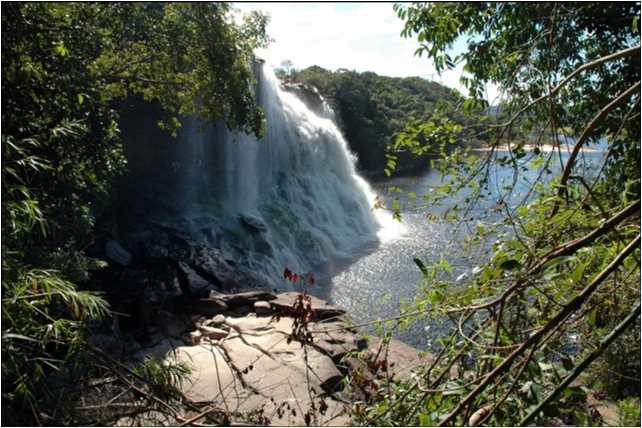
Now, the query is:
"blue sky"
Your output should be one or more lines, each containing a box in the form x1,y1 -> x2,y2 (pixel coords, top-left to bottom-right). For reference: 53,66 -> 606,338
234,2 -> 499,101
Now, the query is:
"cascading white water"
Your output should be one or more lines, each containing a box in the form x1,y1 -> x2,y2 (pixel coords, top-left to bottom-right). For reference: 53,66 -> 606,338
179,64 -> 403,288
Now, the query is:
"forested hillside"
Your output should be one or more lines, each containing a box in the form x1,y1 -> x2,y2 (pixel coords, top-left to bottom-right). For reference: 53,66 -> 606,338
282,66 -> 487,177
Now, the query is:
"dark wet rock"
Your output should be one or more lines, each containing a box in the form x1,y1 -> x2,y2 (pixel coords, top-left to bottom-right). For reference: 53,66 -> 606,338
105,240 -> 132,266
232,305 -> 252,316
249,232 -> 274,256
158,310 -> 189,337
176,261 -> 216,297
190,246 -> 265,290
238,213 -> 268,233
189,297 -> 229,316
88,333 -> 125,355
280,82 -> 327,116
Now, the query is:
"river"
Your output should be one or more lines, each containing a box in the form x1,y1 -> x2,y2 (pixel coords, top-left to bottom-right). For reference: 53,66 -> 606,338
313,146 -> 608,347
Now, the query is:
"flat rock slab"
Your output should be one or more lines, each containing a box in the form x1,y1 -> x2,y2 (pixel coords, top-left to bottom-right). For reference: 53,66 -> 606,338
140,291 -> 430,426
272,292 -> 345,319
311,320 -> 368,361
254,300 -> 273,314
209,290 -> 277,306
168,315 -> 348,426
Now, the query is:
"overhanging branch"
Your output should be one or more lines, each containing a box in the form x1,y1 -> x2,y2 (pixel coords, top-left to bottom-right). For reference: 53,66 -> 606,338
490,45 -> 640,129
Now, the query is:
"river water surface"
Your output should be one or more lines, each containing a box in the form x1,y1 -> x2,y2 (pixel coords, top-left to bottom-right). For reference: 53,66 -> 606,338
314,147 -> 607,347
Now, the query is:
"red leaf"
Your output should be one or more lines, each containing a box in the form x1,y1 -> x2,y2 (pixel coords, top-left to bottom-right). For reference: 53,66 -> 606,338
292,273 -> 299,283
284,268 -> 292,280
307,274 -> 315,286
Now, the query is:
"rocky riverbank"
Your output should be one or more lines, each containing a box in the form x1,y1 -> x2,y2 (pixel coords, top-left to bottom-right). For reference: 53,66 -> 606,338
88,229 -> 432,426
112,289 -> 431,426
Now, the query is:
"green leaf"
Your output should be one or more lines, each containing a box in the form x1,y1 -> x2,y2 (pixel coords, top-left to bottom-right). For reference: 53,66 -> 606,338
419,412 -> 432,426
414,258 -> 428,275
53,41 -> 69,57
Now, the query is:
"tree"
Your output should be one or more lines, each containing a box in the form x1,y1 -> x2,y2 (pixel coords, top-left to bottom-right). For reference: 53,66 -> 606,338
1,3 -> 269,424
353,3 -> 640,425
278,59 -> 296,78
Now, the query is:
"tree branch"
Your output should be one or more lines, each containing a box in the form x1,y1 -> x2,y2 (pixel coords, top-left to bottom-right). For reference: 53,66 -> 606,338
551,80 -> 641,216
447,199 -> 640,314
490,45 -> 640,129
438,233 -> 640,426
519,302 -> 641,426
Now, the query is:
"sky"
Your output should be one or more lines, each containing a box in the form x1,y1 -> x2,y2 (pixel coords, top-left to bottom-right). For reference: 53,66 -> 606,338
234,2 -> 499,101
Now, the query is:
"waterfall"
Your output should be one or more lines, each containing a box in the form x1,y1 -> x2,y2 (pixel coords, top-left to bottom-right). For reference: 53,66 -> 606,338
176,64 -> 402,288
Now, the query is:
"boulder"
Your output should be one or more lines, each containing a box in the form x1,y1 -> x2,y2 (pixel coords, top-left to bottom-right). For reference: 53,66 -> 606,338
190,246 -> 266,290
198,326 -> 228,340
253,300 -> 273,315
189,297 -> 229,316
188,330 -> 202,345
238,214 -> 268,233
210,314 -> 227,326
176,261 -> 215,297
105,240 -> 132,266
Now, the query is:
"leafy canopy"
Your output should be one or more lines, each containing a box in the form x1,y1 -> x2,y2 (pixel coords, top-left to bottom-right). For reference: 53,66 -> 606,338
1,2 -> 269,424
350,3 -> 641,426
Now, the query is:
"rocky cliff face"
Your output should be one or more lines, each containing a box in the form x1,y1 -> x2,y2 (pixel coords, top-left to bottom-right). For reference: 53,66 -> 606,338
280,81 -> 337,120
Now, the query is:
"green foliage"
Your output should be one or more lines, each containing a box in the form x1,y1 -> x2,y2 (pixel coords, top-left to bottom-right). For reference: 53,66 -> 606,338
395,2 -> 640,188
133,357 -> 192,400
618,397 -> 641,427
588,314 -> 641,399
288,66 -> 486,176
348,3 -> 641,426
1,2 -> 269,424
1,263 -> 110,423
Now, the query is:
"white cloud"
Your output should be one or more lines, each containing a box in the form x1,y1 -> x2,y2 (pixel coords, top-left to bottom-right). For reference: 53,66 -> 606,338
234,2 -> 500,102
